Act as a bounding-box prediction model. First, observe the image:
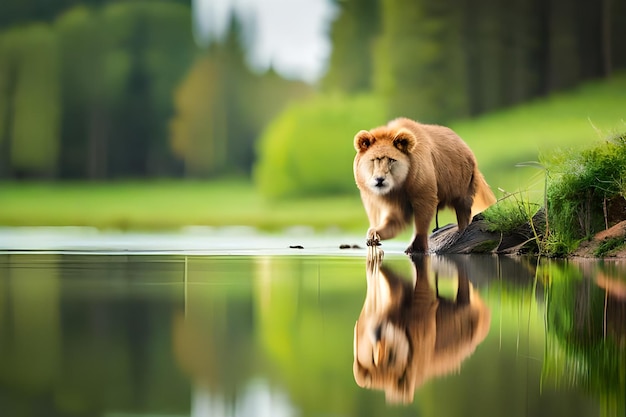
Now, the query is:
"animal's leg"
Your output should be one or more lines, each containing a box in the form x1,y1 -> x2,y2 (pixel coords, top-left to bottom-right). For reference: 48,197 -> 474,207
455,201 -> 472,232
406,204 -> 436,254
406,233 -> 428,254
367,216 -> 405,246
432,208 -> 440,233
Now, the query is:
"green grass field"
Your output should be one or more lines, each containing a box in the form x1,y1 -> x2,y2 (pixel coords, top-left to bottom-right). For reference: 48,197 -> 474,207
2,74 -> 625,231
0,180 -> 368,231
452,74 -> 626,198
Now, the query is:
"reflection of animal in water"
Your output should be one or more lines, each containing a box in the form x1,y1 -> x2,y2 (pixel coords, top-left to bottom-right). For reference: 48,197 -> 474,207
353,248 -> 491,403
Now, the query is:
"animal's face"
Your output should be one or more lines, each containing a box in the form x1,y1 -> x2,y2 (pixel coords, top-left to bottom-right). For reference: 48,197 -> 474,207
354,128 -> 414,195
353,319 -> 411,390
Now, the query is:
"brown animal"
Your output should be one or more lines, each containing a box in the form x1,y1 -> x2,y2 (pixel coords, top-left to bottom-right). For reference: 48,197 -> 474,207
353,117 -> 496,253
353,248 -> 491,403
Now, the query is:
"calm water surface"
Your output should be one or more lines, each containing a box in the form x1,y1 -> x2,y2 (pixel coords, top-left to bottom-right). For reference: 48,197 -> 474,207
0,248 -> 624,417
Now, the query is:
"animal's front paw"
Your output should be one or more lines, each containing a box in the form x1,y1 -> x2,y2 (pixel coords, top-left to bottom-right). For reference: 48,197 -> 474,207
366,229 -> 381,247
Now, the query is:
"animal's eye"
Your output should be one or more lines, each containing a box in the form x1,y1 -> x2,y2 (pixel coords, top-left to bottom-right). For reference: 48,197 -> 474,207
388,158 -> 396,163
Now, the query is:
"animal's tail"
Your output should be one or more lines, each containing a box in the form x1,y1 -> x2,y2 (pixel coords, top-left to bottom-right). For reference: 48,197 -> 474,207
471,169 -> 497,217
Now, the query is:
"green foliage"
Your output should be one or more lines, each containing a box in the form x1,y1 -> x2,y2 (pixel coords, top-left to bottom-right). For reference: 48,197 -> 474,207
102,2 -> 196,177
0,1 -> 314,180
543,132 -> 626,251
322,0 -> 380,93
540,231 -> 580,258
364,0 -> 624,123
55,6 -> 110,177
0,24 -> 61,177
483,193 -> 538,234
481,191 -> 548,254
542,261 -> 626,409
254,93 -> 387,199
0,32 -> 14,151
170,56 -> 225,177
475,129 -> 626,258
0,2 -> 197,179
0,0 -> 108,29
373,0 -> 467,123
593,236 -> 626,257
170,26 -> 313,178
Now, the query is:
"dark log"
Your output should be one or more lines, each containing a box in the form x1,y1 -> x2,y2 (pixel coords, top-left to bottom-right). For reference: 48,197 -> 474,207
429,210 -> 545,254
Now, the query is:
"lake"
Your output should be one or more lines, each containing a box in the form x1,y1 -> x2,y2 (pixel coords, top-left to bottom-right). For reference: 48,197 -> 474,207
0,230 -> 624,417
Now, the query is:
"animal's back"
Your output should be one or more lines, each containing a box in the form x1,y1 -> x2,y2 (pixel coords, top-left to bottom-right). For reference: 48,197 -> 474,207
388,118 -> 475,203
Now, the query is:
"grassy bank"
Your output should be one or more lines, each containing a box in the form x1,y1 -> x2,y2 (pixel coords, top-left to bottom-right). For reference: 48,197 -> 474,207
481,131 -> 626,257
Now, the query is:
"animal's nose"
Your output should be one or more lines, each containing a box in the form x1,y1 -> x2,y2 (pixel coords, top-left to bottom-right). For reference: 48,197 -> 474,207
375,177 -> 385,187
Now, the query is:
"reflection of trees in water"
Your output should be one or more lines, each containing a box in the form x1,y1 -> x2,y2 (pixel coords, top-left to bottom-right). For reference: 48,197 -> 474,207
0,254 -> 188,416
2,253 -> 621,416
173,257 -> 257,397
542,259 -> 626,414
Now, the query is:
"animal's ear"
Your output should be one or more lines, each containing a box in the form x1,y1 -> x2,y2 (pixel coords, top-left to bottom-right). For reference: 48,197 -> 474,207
354,130 -> 374,152
393,129 -> 416,153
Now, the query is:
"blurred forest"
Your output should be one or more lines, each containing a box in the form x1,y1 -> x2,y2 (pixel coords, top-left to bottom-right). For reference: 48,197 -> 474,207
0,0 -> 625,183
0,0 -> 314,179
